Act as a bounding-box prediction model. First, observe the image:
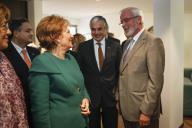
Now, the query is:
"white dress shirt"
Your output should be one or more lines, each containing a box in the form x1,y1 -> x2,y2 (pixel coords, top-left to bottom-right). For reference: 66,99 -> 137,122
11,41 -> 31,62
93,38 -> 105,70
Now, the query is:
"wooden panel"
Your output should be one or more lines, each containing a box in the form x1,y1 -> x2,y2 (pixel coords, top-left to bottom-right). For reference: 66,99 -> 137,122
1,0 -> 28,19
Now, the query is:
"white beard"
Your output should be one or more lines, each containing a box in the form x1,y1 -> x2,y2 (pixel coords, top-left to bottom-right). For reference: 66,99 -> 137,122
124,27 -> 135,39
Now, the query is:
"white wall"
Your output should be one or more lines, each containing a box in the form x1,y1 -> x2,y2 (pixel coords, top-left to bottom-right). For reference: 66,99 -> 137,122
154,0 -> 184,127
28,0 -> 43,47
184,13 -> 192,68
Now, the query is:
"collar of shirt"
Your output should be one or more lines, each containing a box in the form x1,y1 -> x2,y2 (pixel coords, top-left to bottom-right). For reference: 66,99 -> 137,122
93,38 -> 106,70
93,38 -> 106,56
133,28 -> 145,43
11,41 -> 30,61
124,28 -> 144,51
11,41 -> 26,54
93,38 -> 105,46
127,28 -> 144,50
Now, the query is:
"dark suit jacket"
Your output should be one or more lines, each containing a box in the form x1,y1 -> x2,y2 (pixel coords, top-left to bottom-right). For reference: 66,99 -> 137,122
108,36 -> 120,44
77,38 -> 122,108
3,42 -> 40,125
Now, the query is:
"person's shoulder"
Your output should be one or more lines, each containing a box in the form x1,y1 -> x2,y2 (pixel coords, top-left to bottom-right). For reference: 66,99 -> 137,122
144,30 -> 161,41
79,39 -> 92,48
83,39 -> 92,45
30,52 -> 60,73
143,30 -> 164,47
27,46 -> 40,54
108,36 -> 120,44
108,39 -> 121,48
32,52 -> 49,64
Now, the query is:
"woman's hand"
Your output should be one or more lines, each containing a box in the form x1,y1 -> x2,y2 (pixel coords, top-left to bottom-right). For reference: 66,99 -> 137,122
80,98 -> 90,116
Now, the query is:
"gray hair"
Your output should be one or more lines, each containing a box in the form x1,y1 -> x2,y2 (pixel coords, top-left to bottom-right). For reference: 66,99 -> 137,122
89,15 -> 109,30
120,7 -> 144,24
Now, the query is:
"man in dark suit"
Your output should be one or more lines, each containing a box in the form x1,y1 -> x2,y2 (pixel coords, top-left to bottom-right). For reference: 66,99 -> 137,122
3,18 -> 40,127
77,16 -> 122,128
118,7 -> 165,128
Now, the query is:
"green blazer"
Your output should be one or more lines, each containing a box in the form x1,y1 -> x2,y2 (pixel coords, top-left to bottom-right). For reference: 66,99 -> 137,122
28,52 -> 89,128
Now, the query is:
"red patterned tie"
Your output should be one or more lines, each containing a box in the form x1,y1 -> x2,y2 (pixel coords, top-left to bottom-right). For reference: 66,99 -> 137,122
21,49 -> 31,68
97,43 -> 104,70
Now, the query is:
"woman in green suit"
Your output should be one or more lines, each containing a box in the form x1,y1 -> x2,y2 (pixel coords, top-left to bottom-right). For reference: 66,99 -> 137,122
28,15 -> 90,128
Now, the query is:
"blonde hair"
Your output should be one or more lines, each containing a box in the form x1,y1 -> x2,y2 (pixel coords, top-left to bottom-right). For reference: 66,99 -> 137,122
36,15 -> 69,51
0,3 -> 10,25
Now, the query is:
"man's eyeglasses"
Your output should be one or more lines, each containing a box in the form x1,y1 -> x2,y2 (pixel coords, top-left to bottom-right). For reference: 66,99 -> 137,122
119,16 -> 139,26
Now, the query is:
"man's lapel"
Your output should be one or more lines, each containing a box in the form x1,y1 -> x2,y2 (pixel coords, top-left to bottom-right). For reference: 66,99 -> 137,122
120,31 -> 147,72
27,47 -> 36,60
101,39 -> 111,71
89,40 -> 100,72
